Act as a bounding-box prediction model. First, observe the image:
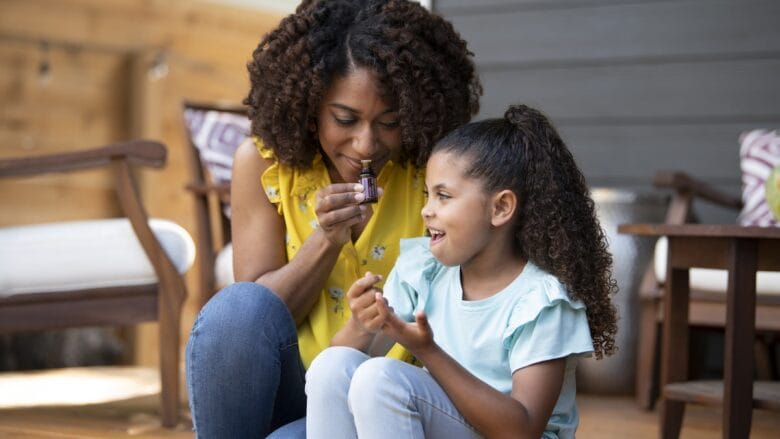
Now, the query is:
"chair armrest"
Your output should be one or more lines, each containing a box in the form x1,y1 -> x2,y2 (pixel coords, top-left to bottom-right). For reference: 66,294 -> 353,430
0,139 -> 186,309
185,181 -> 231,204
653,170 -> 743,210
0,140 -> 166,178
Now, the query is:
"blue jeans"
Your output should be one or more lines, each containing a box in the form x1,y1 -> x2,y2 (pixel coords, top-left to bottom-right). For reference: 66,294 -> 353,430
305,346 -> 482,439
186,282 -> 306,438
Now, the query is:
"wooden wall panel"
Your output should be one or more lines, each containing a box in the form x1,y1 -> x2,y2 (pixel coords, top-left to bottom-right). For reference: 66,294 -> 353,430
1,0 -> 285,371
448,1 -> 780,66
559,123 -> 755,186
479,60 -> 780,121
436,0 -> 780,224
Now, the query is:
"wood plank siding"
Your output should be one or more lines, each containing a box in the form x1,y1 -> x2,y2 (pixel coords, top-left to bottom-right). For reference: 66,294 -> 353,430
436,0 -> 780,221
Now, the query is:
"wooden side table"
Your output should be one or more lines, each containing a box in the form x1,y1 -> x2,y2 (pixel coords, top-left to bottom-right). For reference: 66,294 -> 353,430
618,224 -> 780,439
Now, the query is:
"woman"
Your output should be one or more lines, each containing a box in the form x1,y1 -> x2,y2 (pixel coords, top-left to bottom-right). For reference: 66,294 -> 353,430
185,1 -> 481,437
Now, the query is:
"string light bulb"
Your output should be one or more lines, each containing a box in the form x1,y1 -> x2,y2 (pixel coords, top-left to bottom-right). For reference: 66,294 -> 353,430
148,50 -> 169,81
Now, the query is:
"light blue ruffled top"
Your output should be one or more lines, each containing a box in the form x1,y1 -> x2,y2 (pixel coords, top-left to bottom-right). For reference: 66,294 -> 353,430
384,237 -> 594,439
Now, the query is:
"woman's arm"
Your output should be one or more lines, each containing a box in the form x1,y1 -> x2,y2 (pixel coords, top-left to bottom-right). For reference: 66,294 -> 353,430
379,307 -> 565,439
230,138 -> 365,323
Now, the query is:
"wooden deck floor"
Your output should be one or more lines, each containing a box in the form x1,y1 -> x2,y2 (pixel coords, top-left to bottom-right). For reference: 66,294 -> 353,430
0,367 -> 778,438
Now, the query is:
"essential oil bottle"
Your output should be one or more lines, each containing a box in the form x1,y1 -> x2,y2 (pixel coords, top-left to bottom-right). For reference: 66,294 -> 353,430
359,160 -> 378,203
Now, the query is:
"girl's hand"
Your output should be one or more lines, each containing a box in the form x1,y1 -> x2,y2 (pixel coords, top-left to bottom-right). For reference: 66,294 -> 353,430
375,296 -> 435,355
346,272 -> 387,335
314,183 -> 369,246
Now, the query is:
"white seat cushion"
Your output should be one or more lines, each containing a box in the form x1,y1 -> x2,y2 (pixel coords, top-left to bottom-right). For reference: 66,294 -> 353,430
214,243 -> 235,290
654,237 -> 780,295
0,218 -> 195,297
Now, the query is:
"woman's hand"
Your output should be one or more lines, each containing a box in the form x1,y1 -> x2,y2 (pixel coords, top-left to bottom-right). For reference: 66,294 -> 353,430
314,183 -> 369,246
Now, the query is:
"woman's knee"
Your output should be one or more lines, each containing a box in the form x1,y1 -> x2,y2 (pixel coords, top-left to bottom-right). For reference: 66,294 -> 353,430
190,282 -> 295,348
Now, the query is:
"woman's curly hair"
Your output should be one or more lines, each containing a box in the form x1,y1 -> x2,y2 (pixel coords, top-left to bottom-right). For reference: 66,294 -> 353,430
244,0 -> 482,168
433,105 -> 618,359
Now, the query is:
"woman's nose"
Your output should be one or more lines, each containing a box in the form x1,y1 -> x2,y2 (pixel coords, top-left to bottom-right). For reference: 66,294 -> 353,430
353,125 -> 379,157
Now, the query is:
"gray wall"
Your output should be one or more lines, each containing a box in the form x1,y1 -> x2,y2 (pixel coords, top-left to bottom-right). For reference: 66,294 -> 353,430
436,0 -> 780,222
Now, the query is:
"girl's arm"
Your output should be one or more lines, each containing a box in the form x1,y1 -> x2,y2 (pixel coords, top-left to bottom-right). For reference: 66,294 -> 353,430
330,273 -> 397,357
379,306 -> 565,439
231,138 -> 366,324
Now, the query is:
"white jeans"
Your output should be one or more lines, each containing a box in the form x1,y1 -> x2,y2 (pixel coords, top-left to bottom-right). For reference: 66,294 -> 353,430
305,346 -> 483,439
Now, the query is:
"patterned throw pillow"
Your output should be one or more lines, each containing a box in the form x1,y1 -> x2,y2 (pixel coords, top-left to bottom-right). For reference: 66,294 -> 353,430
768,165 -> 780,221
738,129 -> 780,226
183,107 -> 251,217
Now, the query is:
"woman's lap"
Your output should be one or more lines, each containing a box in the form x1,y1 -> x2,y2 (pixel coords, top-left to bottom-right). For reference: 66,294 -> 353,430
186,282 -> 306,438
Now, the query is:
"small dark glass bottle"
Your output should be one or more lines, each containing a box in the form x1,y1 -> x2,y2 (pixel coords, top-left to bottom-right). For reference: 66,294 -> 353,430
359,160 -> 378,203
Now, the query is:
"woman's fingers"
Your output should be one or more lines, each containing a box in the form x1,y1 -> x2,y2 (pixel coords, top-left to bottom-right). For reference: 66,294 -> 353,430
317,204 -> 366,229
315,183 -> 363,211
314,183 -> 371,245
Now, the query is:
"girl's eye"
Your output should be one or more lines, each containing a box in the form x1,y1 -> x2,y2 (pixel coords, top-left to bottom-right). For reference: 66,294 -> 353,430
436,192 -> 450,200
380,120 -> 400,129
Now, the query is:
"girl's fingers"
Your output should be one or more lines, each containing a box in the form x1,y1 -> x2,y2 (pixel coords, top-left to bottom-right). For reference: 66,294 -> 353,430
347,273 -> 383,300
365,312 -> 387,332
376,297 -> 406,333
414,312 -> 430,332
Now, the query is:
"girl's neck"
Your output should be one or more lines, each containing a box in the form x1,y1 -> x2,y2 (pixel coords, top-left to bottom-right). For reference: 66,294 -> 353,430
459,240 -> 526,301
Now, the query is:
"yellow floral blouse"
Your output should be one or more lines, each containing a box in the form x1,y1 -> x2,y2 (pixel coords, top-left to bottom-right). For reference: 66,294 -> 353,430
257,139 -> 427,368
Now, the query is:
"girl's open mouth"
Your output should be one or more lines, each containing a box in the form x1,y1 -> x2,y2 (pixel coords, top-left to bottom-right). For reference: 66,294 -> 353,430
428,228 -> 445,244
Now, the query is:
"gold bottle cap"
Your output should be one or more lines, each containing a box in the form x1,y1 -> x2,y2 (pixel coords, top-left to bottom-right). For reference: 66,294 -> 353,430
361,159 -> 371,169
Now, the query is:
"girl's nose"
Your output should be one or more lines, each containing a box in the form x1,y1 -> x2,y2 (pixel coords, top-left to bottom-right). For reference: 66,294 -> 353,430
421,201 -> 432,218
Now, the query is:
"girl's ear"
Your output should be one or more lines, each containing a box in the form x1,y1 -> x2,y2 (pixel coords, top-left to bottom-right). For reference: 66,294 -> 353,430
490,189 -> 517,227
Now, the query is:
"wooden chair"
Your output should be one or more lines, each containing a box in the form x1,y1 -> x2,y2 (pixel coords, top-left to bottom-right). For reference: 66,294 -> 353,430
0,140 -> 194,428
633,171 -> 780,412
181,100 -> 249,307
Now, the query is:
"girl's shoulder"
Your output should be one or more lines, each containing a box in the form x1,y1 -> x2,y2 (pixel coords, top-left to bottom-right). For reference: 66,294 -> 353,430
393,237 -> 446,289
502,263 -> 594,366
508,263 -> 587,328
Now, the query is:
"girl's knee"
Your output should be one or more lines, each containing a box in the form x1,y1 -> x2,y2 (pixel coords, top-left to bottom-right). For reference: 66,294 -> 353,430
306,347 -> 368,397
348,357 -> 409,409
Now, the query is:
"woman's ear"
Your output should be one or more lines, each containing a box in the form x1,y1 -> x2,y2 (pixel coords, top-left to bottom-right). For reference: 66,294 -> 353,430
490,189 -> 517,227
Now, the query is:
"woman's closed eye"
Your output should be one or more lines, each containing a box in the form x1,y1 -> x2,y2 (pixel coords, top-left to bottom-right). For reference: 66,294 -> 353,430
378,119 -> 400,129
334,116 -> 357,126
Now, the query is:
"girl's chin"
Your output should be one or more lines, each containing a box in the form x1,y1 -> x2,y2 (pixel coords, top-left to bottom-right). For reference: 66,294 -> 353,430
429,244 -> 450,265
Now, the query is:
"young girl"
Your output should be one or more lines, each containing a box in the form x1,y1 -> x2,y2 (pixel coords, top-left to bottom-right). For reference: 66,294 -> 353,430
305,104 -> 618,439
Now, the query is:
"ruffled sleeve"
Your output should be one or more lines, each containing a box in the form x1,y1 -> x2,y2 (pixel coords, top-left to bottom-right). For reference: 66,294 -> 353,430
255,137 -> 282,213
502,276 -> 593,371
383,237 -> 443,322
